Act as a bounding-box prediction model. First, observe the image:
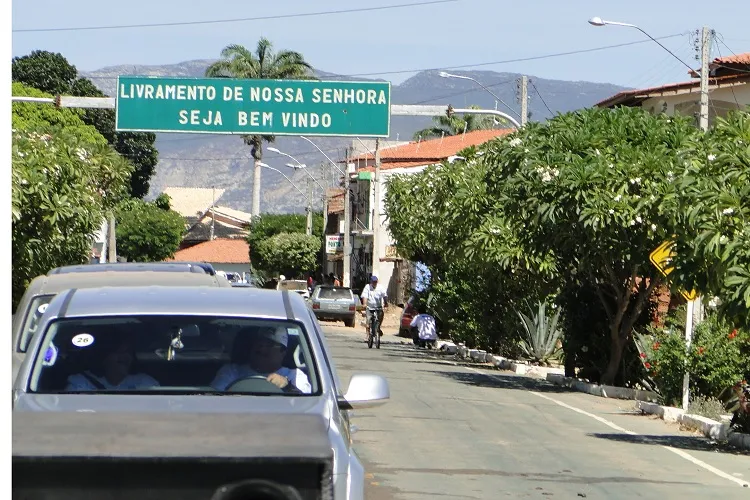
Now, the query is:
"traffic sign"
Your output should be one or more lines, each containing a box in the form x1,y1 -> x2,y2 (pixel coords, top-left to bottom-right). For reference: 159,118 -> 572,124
115,76 -> 391,137
649,240 -> 697,301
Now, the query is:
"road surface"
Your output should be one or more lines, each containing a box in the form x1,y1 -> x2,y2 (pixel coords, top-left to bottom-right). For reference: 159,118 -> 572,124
321,323 -> 750,499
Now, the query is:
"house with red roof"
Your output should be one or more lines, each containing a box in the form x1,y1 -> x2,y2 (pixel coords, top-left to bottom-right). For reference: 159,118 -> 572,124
596,52 -> 750,124
329,128 -> 514,300
168,238 -> 251,277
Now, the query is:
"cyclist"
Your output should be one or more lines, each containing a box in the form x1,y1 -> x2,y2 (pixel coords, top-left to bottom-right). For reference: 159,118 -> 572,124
360,275 -> 388,343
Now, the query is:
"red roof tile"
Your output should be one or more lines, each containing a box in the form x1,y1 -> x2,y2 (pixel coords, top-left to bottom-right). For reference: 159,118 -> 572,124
170,238 -> 249,264
326,187 -> 345,214
714,52 -> 750,65
349,129 -> 513,165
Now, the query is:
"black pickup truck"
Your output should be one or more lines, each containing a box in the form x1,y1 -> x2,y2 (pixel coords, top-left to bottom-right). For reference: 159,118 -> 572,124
13,412 -> 334,500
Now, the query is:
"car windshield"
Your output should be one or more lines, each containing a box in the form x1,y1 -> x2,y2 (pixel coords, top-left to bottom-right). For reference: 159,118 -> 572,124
27,315 -> 318,396
19,294 -> 56,352
317,288 -> 352,300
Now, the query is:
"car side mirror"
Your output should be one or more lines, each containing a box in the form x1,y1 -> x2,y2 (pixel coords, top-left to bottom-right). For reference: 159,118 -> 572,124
338,373 -> 389,410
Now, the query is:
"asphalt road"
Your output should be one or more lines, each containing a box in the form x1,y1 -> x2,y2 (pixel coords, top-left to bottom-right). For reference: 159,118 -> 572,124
320,323 -> 750,499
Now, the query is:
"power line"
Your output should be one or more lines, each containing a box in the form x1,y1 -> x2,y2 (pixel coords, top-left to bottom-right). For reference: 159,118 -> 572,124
713,35 -> 742,110
411,78 -> 515,104
530,80 -> 553,116
344,33 -> 687,77
13,0 -> 459,33
80,33 -> 687,84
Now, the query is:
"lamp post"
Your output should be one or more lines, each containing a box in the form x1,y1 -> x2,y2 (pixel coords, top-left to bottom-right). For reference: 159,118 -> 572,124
257,162 -> 313,236
438,71 -> 523,126
267,146 -> 327,191
299,136 -> 352,288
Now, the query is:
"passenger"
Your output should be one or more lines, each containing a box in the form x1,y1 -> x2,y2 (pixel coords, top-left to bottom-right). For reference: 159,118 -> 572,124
211,326 -> 312,394
65,332 -> 159,391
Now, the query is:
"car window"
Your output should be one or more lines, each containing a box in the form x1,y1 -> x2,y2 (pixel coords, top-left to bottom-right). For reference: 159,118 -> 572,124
26,315 -> 319,396
18,294 -> 56,353
316,288 -> 352,300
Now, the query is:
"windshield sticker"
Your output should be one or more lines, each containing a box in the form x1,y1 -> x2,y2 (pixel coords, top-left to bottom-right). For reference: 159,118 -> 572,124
37,303 -> 48,315
71,333 -> 95,348
42,343 -> 58,366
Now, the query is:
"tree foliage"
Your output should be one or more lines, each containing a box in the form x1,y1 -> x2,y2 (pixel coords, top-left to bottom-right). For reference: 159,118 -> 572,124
114,198 -> 185,262
253,232 -> 321,279
669,109 -> 750,327
12,126 -> 132,308
247,213 -> 323,278
12,50 -> 158,198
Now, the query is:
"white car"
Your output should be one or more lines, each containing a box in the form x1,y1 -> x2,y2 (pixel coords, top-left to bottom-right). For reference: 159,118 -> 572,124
277,279 -> 311,300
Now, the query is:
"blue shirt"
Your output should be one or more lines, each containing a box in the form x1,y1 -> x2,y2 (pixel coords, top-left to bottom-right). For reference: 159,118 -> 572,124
65,371 -> 160,391
211,363 -> 312,394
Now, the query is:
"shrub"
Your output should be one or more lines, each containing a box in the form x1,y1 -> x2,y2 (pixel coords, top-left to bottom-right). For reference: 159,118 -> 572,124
689,395 -> 727,421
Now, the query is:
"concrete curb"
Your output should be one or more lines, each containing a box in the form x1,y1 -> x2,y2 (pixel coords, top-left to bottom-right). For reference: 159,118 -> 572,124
446,343 -> 563,379
546,374 -> 660,403
635,400 -> 749,450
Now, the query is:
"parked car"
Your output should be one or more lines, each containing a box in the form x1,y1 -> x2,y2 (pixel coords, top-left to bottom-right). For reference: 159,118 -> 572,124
12,271 -> 231,383
311,286 -> 358,327
399,295 -> 418,337
13,285 -> 390,500
277,279 -> 311,300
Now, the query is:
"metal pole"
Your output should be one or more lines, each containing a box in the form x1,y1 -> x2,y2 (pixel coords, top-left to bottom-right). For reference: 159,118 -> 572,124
107,213 -> 117,263
520,76 -> 529,127
372,139 -> 381,280
306,178 -> 313,236
342,154 -> 352,288
210,186 -> 216,241
682,299 -> 695,411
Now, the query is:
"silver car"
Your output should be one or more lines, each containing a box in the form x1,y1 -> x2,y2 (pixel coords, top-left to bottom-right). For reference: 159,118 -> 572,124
13,286 -> 389,500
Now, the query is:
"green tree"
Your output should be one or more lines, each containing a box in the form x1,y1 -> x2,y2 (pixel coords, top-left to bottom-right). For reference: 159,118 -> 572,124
669,109 -> 750,327
205,38 -> 315,214
12,124 -> 132,308
247,213 -> 323,280
413,105 -> 500,140
115,198 -> 185,262
12,50 -> 158,198
253,232 -> 320,278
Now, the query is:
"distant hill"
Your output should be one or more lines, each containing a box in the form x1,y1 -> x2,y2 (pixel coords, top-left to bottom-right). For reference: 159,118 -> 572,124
81,60 -> 628,214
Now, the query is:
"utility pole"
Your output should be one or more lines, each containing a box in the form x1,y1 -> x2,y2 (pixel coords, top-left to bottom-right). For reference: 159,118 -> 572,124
520,76 -> 528,126
342,151 -> 352,288
371,139 -> 381,280
682,26 -> 711,411
305,177 -> 313,236
210,186 -> 216,241
107,213 -> 117,263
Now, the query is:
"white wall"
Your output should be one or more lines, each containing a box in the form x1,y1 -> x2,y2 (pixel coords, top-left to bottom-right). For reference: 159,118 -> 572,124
640,84 -> 750,123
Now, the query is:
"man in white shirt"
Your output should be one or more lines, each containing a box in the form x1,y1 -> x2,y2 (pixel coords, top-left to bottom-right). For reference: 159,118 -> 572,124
360,275 -> 388,341
410,306 -> 438,349
211,326 -> 312,394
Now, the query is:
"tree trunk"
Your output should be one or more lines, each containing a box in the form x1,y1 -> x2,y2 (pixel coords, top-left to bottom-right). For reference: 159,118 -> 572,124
252,156 -> 262,217
601,334 -> 625,386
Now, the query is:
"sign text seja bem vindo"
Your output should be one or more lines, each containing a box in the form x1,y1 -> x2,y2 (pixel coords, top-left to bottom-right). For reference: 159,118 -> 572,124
115,76 -> 391,137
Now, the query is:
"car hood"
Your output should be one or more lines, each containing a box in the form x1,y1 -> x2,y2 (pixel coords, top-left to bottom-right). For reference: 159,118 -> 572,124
15,393 -> 330,426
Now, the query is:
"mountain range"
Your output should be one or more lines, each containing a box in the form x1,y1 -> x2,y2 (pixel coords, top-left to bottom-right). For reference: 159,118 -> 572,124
81,60 -> 628,214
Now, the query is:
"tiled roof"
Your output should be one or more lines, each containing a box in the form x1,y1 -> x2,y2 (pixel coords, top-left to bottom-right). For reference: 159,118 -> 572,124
161,187 -> 225,218
714,52 -> 750,65
596,73 -> 750,108
170,238 -> 250,264
326,188 -> 345,214
349,129 -> 513,164
211,205 -> 252,224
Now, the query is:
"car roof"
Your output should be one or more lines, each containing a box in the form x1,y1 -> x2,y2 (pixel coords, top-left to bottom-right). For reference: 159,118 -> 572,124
47,262 -> 206,275
24,271 -> 227,296
53,286 -> 300,320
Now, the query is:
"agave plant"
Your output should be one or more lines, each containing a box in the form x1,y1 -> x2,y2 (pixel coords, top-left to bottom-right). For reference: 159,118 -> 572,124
516,301 -> 563,366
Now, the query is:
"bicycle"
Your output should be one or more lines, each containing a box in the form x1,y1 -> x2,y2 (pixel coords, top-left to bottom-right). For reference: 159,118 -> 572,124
366,308 -> 383,349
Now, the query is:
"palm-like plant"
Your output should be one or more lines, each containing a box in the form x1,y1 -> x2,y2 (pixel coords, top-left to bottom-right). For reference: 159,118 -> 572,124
516,301 -> 563,366
205,38 -> 316,216
412,105 -> 502,141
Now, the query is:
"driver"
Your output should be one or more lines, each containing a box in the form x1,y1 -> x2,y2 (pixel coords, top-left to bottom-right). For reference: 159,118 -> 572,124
211,326 -> 312,394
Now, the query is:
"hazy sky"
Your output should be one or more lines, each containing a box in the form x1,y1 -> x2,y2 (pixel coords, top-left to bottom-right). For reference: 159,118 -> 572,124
11,0 -> 750,90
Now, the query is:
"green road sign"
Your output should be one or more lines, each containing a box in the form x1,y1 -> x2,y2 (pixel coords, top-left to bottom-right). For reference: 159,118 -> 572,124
115,76 -> 391,137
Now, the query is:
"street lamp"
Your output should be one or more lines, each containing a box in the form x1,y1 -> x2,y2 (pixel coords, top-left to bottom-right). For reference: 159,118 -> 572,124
268,146 -> 327,191
257,162 -> 314,235
438,71 -> 522,124
587,17 -> 695,74
300,136 -> 351,288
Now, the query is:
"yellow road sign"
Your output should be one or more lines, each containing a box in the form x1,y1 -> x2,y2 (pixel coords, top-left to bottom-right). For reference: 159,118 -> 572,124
649,240 -> 697,301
